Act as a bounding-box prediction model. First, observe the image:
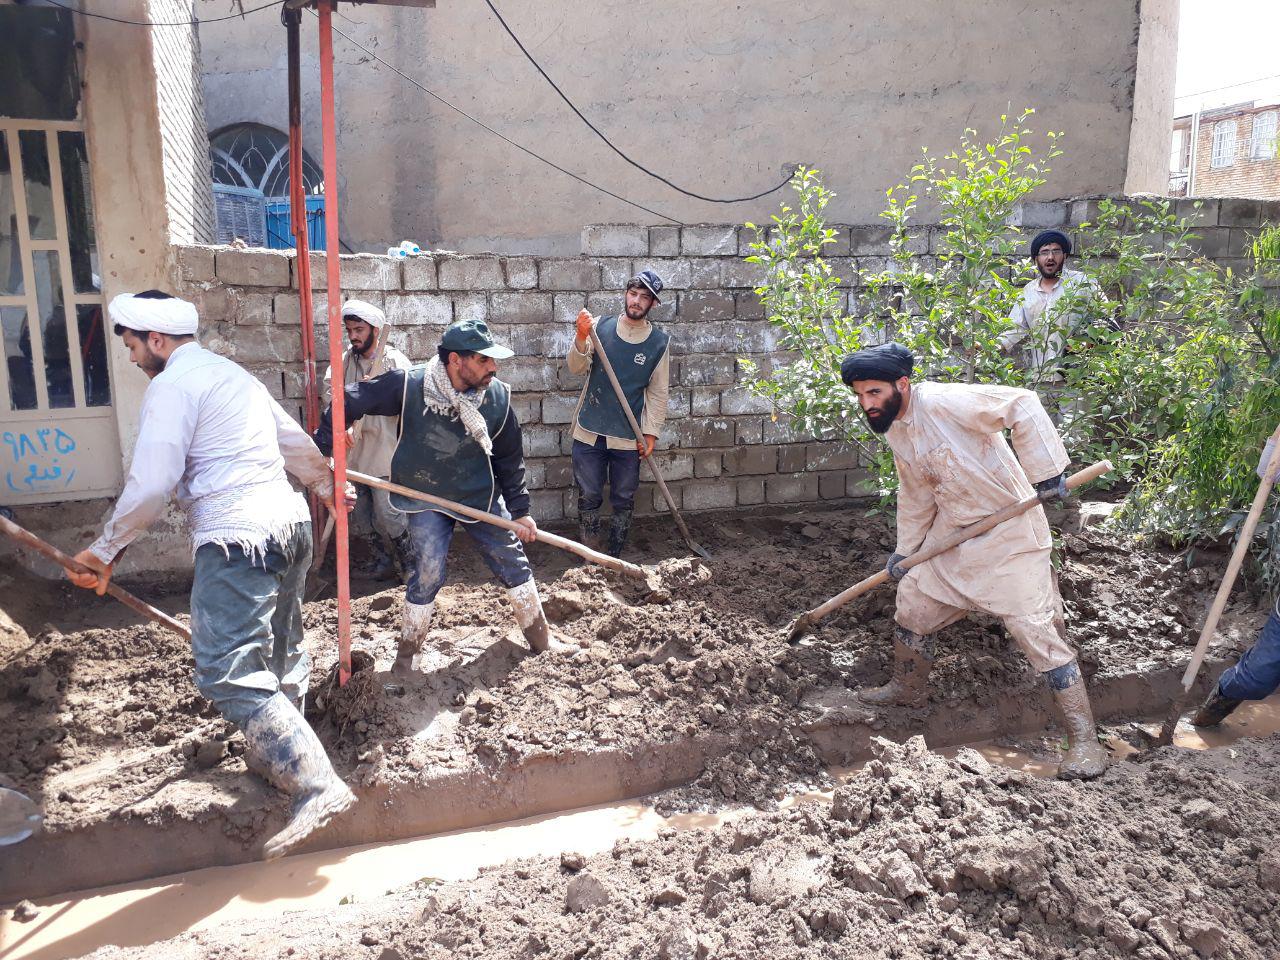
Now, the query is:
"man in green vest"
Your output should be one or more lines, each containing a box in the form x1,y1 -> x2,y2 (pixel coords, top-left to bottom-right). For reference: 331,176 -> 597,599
315,319 -> 552,675
566,270 -> 671,557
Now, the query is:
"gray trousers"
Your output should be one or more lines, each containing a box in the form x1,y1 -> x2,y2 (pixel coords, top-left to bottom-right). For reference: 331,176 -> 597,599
189,522 -> 312,727
350,481 -> 408,541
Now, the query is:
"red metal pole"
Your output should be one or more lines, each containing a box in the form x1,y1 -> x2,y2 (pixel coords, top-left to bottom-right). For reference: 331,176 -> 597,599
318,0 -> 351,686
286,9 -> 323,537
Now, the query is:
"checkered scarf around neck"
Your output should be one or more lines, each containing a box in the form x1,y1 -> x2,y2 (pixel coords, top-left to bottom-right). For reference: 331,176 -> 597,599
424,355 -> 493,456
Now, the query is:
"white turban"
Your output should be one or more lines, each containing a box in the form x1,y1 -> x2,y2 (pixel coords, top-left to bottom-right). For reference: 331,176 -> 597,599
108,293 -> 199,336
341,299 -> 386,328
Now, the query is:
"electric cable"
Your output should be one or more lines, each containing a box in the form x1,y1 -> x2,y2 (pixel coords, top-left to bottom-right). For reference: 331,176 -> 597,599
480,0 -> 796,204
43,0 -> 287,27
320,15 -> 684,223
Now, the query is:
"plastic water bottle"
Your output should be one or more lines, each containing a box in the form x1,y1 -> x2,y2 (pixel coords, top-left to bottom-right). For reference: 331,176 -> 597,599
399,240 -> 422,256
386,246 -> 408,259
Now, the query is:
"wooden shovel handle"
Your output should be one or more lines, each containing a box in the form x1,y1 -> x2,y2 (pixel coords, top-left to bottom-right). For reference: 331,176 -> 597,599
1179,423 -> 1280,690
798,460 -> 1114,627
347,471 -> 648,580
0,515 -> 192,642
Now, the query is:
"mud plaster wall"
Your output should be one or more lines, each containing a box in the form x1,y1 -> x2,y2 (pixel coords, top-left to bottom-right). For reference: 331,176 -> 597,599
198,0 -> 1173,255
8,194 -> 1275,579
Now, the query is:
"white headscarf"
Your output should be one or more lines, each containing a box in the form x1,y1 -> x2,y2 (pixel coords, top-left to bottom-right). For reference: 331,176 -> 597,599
107,293 -> 199,336
341,299 -> 386,329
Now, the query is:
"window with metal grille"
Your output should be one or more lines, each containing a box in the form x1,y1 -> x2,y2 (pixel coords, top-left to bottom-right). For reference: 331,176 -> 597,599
209,124 -> 324,249
1251,111 -> 1278,160
1211,120 -> 1237,168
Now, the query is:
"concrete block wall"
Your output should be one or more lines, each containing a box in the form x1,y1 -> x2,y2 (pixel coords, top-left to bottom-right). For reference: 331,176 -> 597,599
170,195 -> 1278,521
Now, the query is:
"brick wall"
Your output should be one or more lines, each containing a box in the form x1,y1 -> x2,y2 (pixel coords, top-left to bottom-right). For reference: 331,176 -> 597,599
170,195 -> 1280,521
1188,105 -> 1280,201
149,0 -> 216,243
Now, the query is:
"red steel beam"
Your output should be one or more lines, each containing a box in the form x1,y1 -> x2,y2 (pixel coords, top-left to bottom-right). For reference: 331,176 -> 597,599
318,0 -> 351,685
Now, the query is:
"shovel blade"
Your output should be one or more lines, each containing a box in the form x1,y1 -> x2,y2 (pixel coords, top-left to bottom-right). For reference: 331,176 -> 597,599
0,788 -> 42,845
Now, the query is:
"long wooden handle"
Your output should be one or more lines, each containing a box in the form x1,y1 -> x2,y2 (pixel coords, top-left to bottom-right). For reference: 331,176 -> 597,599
1179,424 -> 1280,690
347,471 -> 648,580
798,460 -> 1114,627
585,324 -> 697,545
0,515 -> 192,642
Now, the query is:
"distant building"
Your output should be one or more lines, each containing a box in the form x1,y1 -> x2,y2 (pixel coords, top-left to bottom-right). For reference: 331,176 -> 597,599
1170,101 -> 1280,198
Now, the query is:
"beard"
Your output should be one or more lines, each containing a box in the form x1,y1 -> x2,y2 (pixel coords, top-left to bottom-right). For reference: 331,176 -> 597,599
1037,260 -> 1063,280
863,386 -> 903,434
139,346 -> 166,378
625,301 -> 652,321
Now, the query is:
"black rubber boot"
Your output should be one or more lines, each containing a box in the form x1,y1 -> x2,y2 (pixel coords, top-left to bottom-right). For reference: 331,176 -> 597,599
391,532 -> 414,585
606,508 -> 633,558
242,693 -> 356,860
1192,686 -> 1243,727
578,508 -> 603,552
361,536 -> 396,581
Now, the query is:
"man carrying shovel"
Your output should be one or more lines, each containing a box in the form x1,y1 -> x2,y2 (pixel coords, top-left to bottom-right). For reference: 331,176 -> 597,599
315,319 -> 558,675
566,270 -> 671,557
841,342 -> 1109,780
65,291 -> 357,859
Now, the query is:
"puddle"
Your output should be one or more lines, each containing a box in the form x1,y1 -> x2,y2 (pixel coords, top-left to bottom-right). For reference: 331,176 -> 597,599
5,692 -> 1279,960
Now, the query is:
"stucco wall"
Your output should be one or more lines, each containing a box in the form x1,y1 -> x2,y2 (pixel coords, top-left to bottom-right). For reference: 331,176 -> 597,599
199,0 -> 1172,256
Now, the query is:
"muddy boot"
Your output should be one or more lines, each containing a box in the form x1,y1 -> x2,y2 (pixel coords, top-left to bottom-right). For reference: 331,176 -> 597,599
394,599 -> 434,675
1192,685 -> 1243,727
1047,661 -> 1109,780
856,628 -> 934,708
242,693 -> 356,861
578,508 -> 603,553
606,508 -> 633,558
360,536 -> 396,581
506,579 -> 555,653
391,532 -> 414,585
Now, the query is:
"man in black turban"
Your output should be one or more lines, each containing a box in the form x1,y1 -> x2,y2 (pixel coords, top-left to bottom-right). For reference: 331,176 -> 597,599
839,343 -> 915,434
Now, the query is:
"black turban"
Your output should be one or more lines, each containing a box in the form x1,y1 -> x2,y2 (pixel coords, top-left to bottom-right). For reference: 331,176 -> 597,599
1030,229 -> 1072,257
840,342 -> 915,385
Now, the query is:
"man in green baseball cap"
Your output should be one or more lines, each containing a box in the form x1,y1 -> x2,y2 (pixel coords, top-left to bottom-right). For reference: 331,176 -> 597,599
316,318 -> 557,673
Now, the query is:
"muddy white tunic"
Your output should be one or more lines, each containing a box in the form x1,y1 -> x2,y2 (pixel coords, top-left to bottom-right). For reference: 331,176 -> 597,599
884,381 -> 1074,672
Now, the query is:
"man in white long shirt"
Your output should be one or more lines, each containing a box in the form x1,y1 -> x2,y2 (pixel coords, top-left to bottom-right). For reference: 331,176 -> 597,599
67,291 -> 357,859
1001,229 -> 1105,386
566,270 -> 671,556
323,299 -> 412,580
840,342 -> 1109,780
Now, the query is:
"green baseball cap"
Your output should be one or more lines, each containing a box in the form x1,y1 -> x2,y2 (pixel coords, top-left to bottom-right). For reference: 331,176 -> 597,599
440,318 -> 514,360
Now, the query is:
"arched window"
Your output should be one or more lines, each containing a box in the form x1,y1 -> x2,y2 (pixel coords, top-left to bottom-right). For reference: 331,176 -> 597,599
1211,120 -> 1237,169
1252,111 -> 1278,160
208,124 -> 325,248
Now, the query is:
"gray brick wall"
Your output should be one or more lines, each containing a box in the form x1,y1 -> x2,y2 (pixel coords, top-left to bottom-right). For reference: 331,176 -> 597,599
150,0 -> 215,243
170,196 -> 1278,521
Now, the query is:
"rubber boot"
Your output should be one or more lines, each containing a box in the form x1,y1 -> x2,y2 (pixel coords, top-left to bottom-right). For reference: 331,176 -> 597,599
1192,685 -> 1243,727
242,693 -> 356,861
362,536 -> 396,581
391,532 -> 414,586
395,599 -> 434,675
1049,664 -> 1109,780
856,628 -> 934,708
506,579 -> 553,653
606,508 -> 633,558
578,508 -> 603,553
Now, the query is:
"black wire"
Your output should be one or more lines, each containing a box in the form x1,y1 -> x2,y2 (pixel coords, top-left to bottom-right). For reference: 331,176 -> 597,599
321,16 -> 683,224
481,0 -> 796,204
43,0 -> 287,26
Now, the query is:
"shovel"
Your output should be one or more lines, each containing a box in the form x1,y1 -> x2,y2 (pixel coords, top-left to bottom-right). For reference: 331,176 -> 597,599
0,787 -> 41,845
304,515 -> 335,602
787,460 -> 1114,642
0,514 -> 192,642
346,470 -> 650,581
1151,423 -> 1280,748
585,321 -> 712,560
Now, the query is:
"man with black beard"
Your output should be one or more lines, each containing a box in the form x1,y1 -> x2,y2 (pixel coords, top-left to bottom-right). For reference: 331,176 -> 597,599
1001,229 -> 1104,385
324,299 -> 412,580
839,342 -> 1109,780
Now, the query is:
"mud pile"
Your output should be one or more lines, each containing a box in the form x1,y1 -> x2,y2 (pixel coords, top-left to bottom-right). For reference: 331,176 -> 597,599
83,734 -> 1280,959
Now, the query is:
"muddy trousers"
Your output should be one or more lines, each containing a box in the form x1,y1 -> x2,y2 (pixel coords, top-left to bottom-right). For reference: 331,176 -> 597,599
572,437 -> 640,513
893,576 -> 1076,673
403,507 -> 533,606
189,522 -> 313,728
349,481 -> 408,542
1216,607 -> 1280,701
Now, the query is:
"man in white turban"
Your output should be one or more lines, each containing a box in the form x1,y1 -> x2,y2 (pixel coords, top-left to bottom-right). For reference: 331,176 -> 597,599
323,299 -> 413,581
66,290 -> 358,860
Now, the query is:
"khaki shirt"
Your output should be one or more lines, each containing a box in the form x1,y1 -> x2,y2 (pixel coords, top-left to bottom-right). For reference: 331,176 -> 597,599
885,381 -> 1069,618
324,339 -> 412,477
566,317 -> 671,450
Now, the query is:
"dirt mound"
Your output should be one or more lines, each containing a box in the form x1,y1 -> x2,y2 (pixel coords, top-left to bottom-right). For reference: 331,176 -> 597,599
83,733 -> 1280,959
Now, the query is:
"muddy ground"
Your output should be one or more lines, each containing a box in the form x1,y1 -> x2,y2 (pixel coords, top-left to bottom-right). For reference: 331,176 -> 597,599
82,733 -> 1280,959
0,503 -> 1267,840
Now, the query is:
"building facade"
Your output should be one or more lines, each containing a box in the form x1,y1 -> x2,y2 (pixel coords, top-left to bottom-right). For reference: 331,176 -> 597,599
1170,101 -> 1280,199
